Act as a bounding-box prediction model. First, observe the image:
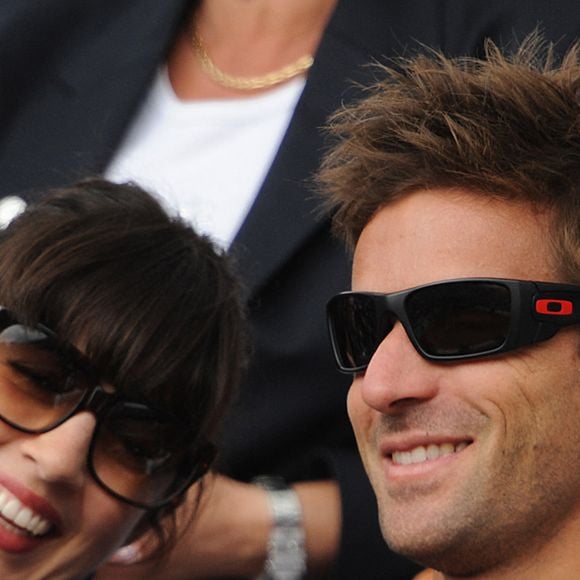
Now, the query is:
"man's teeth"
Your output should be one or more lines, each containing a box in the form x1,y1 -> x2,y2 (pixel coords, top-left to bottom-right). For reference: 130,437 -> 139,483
392,442 -> 468,465
0,488 -> 51,536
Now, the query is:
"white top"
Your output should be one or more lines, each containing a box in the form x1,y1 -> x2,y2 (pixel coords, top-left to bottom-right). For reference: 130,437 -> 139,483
105,69 -> 305,247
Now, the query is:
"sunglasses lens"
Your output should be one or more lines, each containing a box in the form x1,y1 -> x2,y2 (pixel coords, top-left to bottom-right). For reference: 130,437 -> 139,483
0,313 -> 90,430
91,403 -> 205,507
328,293 -> 396,371
407,282 -> 511,357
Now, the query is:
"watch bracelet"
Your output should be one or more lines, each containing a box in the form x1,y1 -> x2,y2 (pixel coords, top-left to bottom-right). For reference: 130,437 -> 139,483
253,476 -> 307,580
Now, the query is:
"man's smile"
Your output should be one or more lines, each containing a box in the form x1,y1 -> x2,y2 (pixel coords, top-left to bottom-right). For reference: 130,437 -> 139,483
390,442 -> 470,466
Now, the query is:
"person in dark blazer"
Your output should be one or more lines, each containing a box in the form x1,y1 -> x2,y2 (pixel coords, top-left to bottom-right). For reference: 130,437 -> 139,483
0,1 -> 577,578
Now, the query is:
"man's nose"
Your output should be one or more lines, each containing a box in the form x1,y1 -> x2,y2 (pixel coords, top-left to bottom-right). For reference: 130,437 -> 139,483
20,412 -> 96,488
360,322 -> 440,413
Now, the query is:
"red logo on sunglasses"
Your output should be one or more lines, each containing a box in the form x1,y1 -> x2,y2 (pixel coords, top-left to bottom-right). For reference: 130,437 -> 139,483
535,299 -> 574,316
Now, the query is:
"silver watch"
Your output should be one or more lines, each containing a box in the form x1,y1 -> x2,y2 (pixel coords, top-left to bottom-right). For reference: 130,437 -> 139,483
254,476 -> 307,580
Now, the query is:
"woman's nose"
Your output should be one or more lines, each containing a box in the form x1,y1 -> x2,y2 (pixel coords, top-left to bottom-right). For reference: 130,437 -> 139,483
20,412 -> 96,488
360,322 -> 440,413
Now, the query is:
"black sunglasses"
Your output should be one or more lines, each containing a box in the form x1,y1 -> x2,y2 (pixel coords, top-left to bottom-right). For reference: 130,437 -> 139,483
327,278 -> 580,373
0,308 -> 215,509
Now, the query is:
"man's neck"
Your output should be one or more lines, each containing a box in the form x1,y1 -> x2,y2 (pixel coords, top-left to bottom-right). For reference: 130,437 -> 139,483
425,520 -> 580,580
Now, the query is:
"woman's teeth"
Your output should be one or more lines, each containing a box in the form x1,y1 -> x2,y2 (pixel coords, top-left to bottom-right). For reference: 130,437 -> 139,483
0,488 -> 51,537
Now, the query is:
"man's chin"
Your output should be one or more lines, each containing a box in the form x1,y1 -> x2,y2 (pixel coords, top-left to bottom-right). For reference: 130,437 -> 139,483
380,517 -> 499,578
378,508 -> 462,573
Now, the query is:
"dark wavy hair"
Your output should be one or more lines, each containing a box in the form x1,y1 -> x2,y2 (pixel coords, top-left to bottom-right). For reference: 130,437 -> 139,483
318,35 -> 580,282
0,178 -> 247,549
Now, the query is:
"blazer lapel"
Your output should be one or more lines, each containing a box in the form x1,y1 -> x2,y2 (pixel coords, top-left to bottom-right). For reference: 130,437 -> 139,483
230,1 -> 373,297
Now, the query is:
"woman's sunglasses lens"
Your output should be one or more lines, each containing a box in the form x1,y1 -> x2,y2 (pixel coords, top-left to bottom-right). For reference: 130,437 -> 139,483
0,317 -> 88,430
91,405 -> 193,507
407,282 -> 511,357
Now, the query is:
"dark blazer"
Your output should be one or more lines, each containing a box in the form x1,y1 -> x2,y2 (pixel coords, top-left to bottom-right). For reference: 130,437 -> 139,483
0,1 -> 577,577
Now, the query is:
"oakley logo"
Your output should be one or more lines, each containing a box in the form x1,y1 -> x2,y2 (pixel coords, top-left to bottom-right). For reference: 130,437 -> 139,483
535,299 -> 573,316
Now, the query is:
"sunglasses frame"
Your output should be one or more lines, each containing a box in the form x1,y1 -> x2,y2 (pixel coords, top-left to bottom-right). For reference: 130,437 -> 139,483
327,278 -> 580,373
0,308 -> 214,509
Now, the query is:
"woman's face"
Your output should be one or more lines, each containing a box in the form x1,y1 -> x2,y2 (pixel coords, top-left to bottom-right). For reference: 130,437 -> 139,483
0,405 -> 144,579
0,325 -> 147,580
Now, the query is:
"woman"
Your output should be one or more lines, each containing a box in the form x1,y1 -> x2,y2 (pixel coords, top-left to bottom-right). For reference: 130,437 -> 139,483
0,178 -> 244,579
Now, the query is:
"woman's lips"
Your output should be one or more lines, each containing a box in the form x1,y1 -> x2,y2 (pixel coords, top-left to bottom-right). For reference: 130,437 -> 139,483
0,487 -> 52,537
0,474 -> 62,536
0,475 -> 63,554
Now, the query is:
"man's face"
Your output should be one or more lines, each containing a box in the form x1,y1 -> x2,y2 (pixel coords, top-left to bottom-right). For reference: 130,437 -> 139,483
348,188 -> 580,575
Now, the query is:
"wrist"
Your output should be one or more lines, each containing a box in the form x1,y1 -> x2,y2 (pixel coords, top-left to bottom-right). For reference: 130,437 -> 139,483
236,481 -> 273,577
200,476 -> 271,578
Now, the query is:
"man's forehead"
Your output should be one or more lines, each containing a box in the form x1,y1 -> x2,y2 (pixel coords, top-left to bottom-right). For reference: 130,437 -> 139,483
351,188 -> 557,292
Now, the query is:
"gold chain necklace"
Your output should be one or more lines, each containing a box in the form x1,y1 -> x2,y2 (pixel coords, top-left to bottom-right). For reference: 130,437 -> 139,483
189,28 -> 314,91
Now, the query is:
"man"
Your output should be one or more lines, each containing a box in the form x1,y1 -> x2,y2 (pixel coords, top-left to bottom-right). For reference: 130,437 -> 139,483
320,36 -> 580,579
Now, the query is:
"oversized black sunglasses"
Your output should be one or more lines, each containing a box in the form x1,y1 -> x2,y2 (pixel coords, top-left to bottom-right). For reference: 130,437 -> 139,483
0,308 -> 215,509
327,278 -> 580,373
